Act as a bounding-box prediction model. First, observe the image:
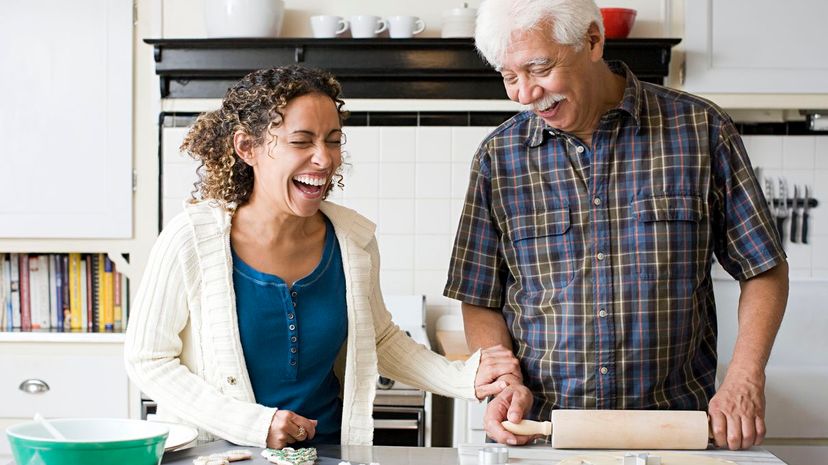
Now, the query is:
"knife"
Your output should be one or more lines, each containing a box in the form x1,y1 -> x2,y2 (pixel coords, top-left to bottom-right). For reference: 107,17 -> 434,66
791,185 -> 799,243
775,178 -> 788,245
802,185 -> 811,244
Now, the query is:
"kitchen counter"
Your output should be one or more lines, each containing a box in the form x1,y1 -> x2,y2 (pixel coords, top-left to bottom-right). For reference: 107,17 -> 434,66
155,440 -> 789,465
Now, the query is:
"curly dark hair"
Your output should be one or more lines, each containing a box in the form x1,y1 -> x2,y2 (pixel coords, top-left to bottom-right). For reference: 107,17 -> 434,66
180,65 -> 349,206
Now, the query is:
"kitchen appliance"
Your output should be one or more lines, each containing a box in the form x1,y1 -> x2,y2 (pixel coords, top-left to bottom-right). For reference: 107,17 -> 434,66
373,295 -> 432,447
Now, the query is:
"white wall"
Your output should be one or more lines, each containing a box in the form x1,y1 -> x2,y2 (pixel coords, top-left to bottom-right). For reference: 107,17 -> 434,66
160,0 -> 673,39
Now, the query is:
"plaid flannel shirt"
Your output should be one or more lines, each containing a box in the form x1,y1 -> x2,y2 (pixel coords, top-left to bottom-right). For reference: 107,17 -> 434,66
444,61 -> 785,419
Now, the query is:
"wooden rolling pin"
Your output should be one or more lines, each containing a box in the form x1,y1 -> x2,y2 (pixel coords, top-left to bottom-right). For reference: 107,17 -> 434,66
502,410 -> 710,449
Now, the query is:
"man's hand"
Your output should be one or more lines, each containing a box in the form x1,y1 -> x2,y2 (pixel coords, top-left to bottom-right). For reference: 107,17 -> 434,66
708,366 -> 767,450
474,344 -> 523,399
483,383 -> 539,445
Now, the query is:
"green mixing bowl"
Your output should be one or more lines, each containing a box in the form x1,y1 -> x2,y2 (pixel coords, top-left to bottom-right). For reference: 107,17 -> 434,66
6,418 -> 168,465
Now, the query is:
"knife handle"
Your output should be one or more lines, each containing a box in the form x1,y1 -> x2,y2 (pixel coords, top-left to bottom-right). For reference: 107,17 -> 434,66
791,210 -> 799,243
802,211 -> 809,244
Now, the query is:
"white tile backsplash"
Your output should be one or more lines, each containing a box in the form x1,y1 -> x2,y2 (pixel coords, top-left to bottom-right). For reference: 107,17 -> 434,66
380,127 -> 417,163
342,162 -> 379,199
344,127 -> 380,163
415,163 -> 452,198
416,199 -> 452,235
747,136 -> 783,169
782,136 -> 816,170
378,234 -> 415,270
416,127 -> 452,162
378,199 -> 415,234
379,163 -> 416,198
451,127 -> 491,164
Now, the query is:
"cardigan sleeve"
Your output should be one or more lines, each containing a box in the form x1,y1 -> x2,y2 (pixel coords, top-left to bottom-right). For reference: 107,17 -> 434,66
123,217 -> 276,447
365,237 -> 481,400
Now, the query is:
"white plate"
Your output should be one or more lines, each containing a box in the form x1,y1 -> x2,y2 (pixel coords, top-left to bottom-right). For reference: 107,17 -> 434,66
151,421 -> 199,451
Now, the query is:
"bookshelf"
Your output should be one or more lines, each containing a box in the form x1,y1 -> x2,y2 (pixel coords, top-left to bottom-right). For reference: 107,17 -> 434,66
0,1 -> 162,457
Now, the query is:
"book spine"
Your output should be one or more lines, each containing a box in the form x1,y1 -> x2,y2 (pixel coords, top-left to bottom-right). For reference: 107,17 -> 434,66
1,254 -> 10,331
55,255 -> 64,330
29,255 -> 51,330
48,255 -> 58,329
68,253 -> 82,331
61,255 -> 69,330
113,269 -> 122,332
93,253 -> 102,332
103,256 -> 114,331
86,254 -> 93,332
80,258 -> 88,331
10,253 -> 20,329
18,254 -> 31,331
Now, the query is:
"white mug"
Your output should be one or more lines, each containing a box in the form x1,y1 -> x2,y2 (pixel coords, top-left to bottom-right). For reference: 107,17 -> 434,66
310,15 -> 349,38
350,15 -> 388,38
388,16 -> 426,38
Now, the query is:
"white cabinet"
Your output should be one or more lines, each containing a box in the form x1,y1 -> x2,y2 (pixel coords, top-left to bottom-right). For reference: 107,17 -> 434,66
684,0 -> 828,94
0,334 -> 129,455
0,0 -> 133,238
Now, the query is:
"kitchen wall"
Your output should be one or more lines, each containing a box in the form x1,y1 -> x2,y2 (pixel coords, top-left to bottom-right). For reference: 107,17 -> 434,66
160,0 -> 674,39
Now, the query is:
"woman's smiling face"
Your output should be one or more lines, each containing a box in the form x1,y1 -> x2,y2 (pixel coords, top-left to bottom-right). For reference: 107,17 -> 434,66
240,92 -> 343,218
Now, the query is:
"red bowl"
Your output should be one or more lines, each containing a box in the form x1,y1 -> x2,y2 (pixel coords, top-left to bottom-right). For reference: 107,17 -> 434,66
600,7 -> 637,39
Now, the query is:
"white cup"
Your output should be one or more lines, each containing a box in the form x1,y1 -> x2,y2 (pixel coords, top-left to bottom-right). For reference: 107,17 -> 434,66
310,15 -> 349,38
204,0 -> 285,37
387,16 -> 426,38
349,15 -> 388,38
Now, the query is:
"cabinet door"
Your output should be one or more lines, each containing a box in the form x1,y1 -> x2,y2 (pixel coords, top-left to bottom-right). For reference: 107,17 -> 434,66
0,0 -> 132,238
684,0 -> 828,93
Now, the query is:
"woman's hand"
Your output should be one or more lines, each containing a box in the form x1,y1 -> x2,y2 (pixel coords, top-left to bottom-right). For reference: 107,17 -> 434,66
474,344 -> 523,399
266,410 -> 318,449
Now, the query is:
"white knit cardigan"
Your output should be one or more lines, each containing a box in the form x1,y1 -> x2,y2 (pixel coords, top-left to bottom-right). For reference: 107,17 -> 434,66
124,200 -> 481,447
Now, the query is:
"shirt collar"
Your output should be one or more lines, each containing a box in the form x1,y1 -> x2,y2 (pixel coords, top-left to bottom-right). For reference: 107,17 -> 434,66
525,60 -> 642,148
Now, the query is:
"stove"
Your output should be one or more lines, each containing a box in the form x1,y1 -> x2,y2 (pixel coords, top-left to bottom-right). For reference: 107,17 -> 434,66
373,294 -> 431,447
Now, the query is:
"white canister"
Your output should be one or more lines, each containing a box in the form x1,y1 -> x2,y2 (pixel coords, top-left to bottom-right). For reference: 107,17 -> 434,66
441,5 -> 477,38
204,0 -> 285,38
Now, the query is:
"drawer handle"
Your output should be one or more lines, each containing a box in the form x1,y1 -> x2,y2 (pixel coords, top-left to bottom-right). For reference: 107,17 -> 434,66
19,379 -> 50,394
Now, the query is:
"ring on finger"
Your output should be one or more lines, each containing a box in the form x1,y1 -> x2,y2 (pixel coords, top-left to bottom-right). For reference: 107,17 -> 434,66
297,426 -> 306,440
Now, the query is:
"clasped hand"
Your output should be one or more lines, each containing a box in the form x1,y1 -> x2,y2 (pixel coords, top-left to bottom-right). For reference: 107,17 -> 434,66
473,344 -> 523,399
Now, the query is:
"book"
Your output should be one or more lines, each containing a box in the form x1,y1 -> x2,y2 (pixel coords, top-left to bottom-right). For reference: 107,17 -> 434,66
68,253 -> 82,331
61,255 -> 69,330
85,254 -> 93,332
54,254 -> 64,329
10,253 -> 20,329
80,258 -> 88,331
103,256 -> 114,331
18,254 -> 31,330
28,255 -> 51,330
49,255 -> 59,329
113,269 -> 122,332
1,253 -> 8,330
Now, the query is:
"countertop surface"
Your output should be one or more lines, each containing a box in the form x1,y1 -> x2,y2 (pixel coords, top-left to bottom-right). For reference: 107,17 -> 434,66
155,440 -> 789,465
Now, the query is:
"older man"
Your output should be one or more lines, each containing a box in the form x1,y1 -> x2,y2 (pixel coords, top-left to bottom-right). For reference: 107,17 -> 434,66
444,0 -> 788,451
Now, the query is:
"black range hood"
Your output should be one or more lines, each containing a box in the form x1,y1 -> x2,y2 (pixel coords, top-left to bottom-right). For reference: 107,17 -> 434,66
144,38 -> 681,99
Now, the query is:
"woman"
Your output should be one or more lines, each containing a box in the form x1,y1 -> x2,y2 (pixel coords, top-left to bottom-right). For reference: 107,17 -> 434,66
124,66 -> 520,448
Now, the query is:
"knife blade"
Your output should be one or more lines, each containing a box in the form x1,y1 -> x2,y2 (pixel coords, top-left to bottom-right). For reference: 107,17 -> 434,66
802,185 -> 811,244
775,178 -> 788,245
791,185 -> 799,243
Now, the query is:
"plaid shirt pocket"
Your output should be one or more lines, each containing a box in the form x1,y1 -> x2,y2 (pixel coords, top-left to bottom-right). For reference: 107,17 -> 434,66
503,203 -> 575,292
631,194 -> 705,280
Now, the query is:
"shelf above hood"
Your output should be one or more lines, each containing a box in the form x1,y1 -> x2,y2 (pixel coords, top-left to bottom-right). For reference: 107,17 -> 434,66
144,37 -> 681,100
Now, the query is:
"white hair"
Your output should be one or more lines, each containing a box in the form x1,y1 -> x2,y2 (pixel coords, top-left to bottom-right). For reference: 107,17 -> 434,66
475,0 -> 604,69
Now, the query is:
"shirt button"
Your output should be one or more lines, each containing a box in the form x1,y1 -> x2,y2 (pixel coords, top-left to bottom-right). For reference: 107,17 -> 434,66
226,376 -> 237,385
291,291 -> 298,297
290,347 -> 297,354
600,367 -> 609,375
596,252 -> 605,261
291,336 -> 297,342
288,313 -> 295,320
290,360 -> 297,366
289,324 -> 296,331
599,309 -> 607,318
576,146 -> 585,154
292,301 -> 297,307
593,197 -> 602,206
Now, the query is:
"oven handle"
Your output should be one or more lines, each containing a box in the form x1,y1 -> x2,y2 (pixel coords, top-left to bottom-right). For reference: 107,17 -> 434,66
374,419 -> 420,430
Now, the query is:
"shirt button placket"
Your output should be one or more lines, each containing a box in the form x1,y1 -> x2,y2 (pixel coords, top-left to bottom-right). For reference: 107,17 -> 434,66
289,289 -> 299,369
